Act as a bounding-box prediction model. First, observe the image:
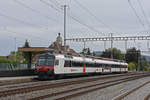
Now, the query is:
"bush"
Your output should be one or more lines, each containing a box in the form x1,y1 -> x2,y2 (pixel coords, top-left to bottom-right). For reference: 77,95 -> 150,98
143,66 -> 150,71
0,58 -> 17,64
128,62 -> 137,71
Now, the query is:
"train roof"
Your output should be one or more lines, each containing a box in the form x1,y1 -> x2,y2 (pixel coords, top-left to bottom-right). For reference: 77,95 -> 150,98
55,54 -> 128,65
38,52 -> 127,65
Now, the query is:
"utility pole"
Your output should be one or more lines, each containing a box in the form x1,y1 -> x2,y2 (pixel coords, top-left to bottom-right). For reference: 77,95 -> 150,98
83,41 -> 86,50
104,40 -> 106,50
137,43 -> 141,71
110,33 -> 113,59
125,40 -> 127,52
63,5 -> 67,53
147,41 -> 150,56
14,37 -> 16,62
137,50 -> 141,71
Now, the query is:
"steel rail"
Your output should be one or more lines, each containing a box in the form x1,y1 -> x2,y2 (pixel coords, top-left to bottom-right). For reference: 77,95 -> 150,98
29,73 -> 150,100
0,72 -> 140,97
113,80 -> 150,100
144,92 -> 150,100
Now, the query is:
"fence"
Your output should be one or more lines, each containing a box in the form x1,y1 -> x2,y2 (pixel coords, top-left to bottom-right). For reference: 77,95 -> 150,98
0,63 -> 36,77
0,63 -> 35,71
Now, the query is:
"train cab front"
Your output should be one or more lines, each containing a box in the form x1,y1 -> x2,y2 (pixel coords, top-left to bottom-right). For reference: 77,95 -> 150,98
35,54 -> 55,79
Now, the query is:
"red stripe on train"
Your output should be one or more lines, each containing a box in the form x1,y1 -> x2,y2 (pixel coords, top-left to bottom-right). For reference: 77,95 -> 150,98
83,63 -> 86,73
36,66 -> 54,72
102,68 -> 104,73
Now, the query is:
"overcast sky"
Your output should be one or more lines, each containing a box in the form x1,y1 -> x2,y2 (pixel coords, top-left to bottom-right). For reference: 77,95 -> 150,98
0,0 -> 150,56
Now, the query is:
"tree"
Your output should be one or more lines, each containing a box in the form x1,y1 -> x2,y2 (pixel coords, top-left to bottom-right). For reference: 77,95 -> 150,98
141,56 -> 149,71
92,52 -> 96,56
143,66 -> 150,71
125,47 -> 140,64
101,48 -> 124,60
9,51 -> 26,63
81,48 -> 91,55
125,47 -> 141,71
87,48 -> 91,55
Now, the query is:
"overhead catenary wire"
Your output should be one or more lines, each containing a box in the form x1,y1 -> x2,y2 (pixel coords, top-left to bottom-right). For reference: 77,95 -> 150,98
0,10 -> 54,33
68,14 -> 102,34
137,0 -> 150,28
13,0 -> 60,23
1,28 -> 51,43
128,0 -> 146,29
40,0 -> 62,13
0,11 -> 42,28
49,0 -> 61,7
74,0 -> 114,32
54,0 -> 61,5
40,0 -> 102,34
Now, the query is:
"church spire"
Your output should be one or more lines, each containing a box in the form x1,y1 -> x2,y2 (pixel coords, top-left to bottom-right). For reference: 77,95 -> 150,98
56,33 -> 63,45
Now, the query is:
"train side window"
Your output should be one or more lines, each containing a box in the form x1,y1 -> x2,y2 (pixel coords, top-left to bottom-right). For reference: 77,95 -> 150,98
105,64 -> 108,68
72,61 -> 83,67
78,62 -> 83,67
117,65 -> 119,68
98,64 -> 102,67
103,64 -> 106,68
86,63 -> 89,67
72,61 -> 76,67
95,63 -> 98,67
113,65 -> 115,68
64,60 -> 71,67
55,60 -> 59,65
89,63 -> 94,67
91,63 -> 93,67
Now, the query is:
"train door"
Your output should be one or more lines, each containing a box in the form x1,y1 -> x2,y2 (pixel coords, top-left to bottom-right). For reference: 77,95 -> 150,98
54,58 -> 64,74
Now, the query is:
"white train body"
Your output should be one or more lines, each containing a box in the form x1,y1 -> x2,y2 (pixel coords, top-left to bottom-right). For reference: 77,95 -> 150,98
36,53 -> 128,78
54,54 -> 128,74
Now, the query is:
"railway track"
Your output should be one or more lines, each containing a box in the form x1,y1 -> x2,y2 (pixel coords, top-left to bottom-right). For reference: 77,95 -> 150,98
0,73 -> 132,97
113,80 -> 150,100
28,73 -> 150,100
0,73 -> 131,87
0,72 -> 149,100
144,92 -> 150,100
0,73 -> 132,92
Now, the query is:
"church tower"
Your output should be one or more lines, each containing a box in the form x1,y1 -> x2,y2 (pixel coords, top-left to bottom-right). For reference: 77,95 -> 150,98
56,33 -> 63,45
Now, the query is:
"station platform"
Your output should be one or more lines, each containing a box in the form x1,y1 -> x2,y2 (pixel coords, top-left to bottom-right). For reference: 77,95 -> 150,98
0,76 -> 37,86
0,76 -> 37,81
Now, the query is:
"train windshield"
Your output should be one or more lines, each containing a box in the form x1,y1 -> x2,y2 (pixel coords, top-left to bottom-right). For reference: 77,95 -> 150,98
37,55 -> 54,66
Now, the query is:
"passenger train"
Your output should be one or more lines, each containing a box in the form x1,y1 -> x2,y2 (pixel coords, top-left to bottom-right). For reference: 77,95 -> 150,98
35,52 -> 128,79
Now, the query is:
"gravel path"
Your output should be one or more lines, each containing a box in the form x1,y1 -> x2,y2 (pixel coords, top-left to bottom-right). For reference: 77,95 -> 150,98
68,76 -> 150,100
